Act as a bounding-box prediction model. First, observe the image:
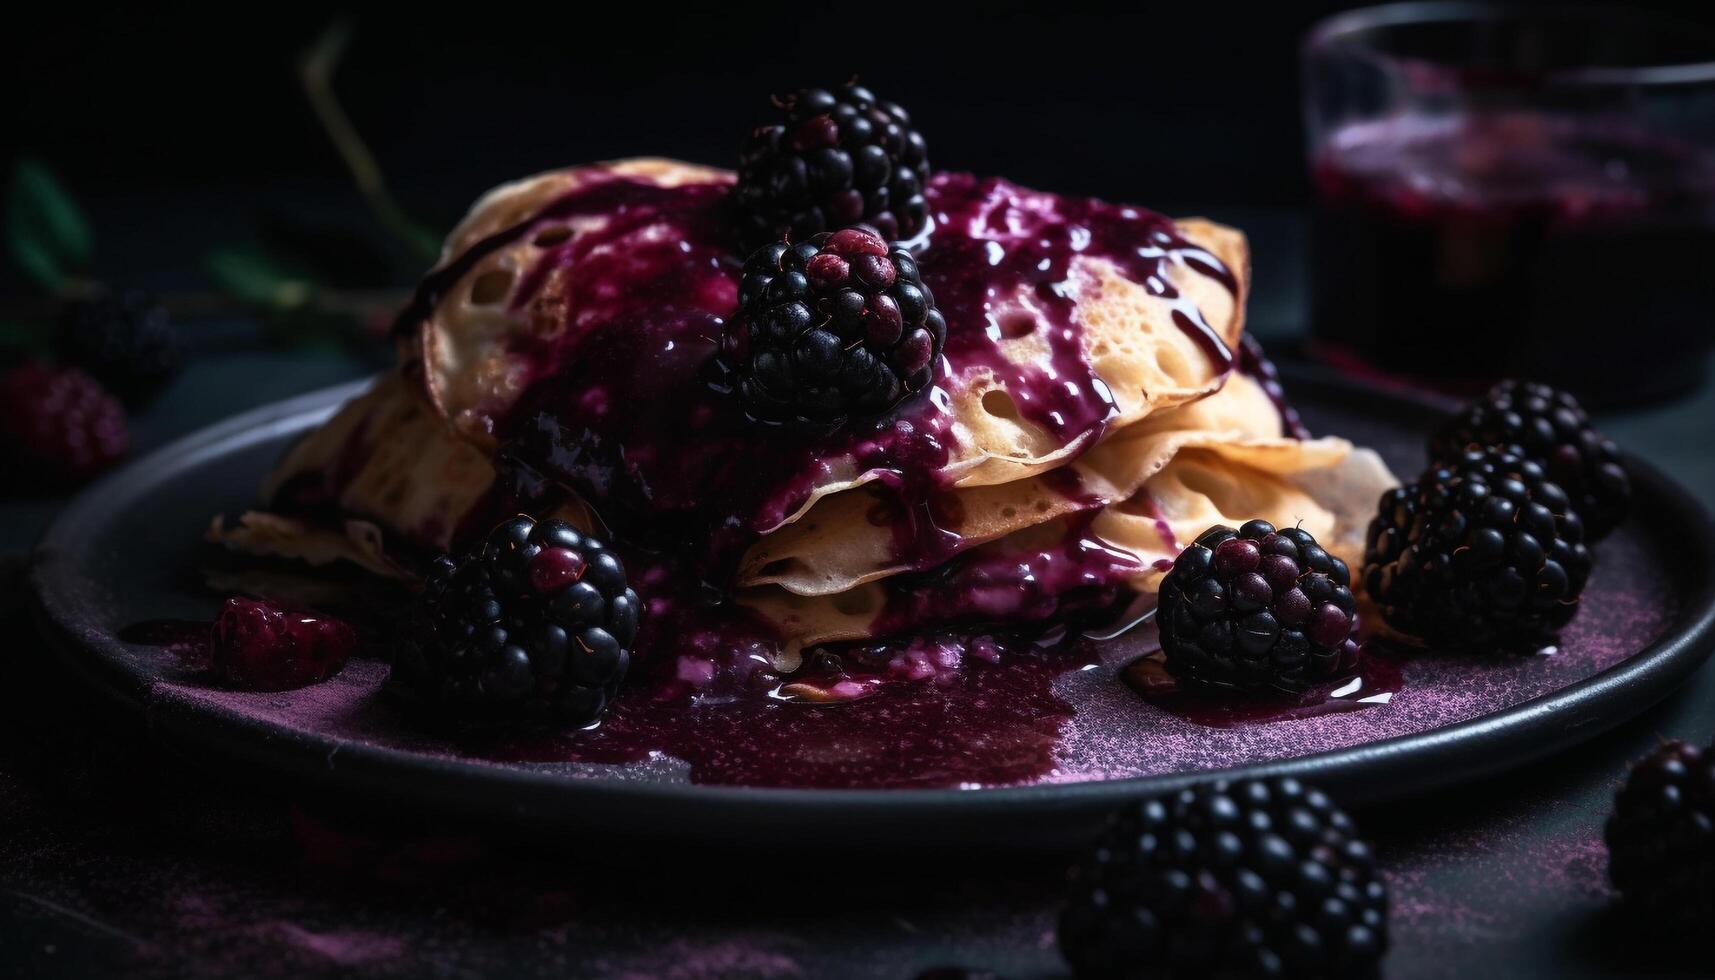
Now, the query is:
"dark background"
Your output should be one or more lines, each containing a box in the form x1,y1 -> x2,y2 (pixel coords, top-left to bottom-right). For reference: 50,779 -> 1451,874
17,4 -> 1350,210
6,5 -> 1715,979
6,0 -> 1711,297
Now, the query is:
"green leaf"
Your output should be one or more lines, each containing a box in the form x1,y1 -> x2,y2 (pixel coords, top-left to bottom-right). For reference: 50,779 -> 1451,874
7,159 -> 94,287
6,157 -> 95,290
204,245 -> 317,310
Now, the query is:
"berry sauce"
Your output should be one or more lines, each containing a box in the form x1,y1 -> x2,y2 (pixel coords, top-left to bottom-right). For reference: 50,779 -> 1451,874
868,512 -> 1143,638
1122,646 -> 1401,729
385,168 -> 1237,590
1310,111 -> 1715,406
1237,336 -> 1310,440
501,632 -> 1101,789
921,172 -> 1238,446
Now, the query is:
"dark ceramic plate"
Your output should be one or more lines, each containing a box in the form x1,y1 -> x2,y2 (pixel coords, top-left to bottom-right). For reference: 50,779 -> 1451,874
30,371 -> 1715,848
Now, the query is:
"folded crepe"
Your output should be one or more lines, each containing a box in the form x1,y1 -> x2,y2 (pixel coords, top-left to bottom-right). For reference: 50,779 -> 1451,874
212,156 -> 1396,663
740,371 -> 1352,597
738,374 -> 1396,649
416,159 -> 1249,499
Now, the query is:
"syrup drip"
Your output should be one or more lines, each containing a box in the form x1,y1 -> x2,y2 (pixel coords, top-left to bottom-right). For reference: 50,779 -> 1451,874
1236,335 -> 1311,440
1123,646 -> 1402,729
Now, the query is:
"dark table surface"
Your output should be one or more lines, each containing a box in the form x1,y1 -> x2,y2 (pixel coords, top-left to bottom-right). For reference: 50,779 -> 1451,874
3,209 -> 1714,979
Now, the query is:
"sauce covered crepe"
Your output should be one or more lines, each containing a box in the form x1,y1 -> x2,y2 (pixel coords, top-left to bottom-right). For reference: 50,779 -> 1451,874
211,156 -> 1395,672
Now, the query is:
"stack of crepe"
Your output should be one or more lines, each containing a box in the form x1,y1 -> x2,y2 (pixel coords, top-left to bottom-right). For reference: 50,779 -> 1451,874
213,158 -> 1394,661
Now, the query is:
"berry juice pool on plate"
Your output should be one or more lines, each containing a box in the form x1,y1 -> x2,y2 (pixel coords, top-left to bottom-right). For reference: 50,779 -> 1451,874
1303,4 -> 1715,407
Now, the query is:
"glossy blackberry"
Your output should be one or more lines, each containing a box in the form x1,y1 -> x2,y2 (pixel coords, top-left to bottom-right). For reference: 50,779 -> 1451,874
1606,739 -> 1715,925
1157,520 -> 1359,696
392,517 -> 640,728
717,227 -> 946,428
1061,777 -> 1388,979
733,82 -> 930,250
55,288 -> 183,405
0,362 -> 128,490
1429,380 -> 1629,540
1363,447 -> 1591,650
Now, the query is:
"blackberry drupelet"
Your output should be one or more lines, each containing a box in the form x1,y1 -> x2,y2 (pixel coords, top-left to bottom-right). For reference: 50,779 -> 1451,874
0,362 -> 128,489
1157,520 -> 1359,696
1606,739 -> 1715,925
55,288 -> 184,405
717,227 -> 946,428
1429,379 -> 1629,540
1060,777 -> 1388,979
1363,446 -> 1592,650
392,516 -> 640,727
732,82 -> 930,250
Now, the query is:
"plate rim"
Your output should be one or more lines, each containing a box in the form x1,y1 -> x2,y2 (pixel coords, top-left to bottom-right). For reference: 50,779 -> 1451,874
29,373 -> 1715,845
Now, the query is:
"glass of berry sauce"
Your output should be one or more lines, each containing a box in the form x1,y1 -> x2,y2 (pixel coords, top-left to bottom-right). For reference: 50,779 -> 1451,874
1303,3 -> 1715,407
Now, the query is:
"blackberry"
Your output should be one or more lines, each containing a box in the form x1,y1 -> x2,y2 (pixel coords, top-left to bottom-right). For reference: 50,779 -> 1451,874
1060,777 -> 1388,979
1606,739 -> 1715,925
717,227 -> 946,428
1430,380 -> 1629,540
391,516 -> 640,728
55,288 -> 184,405
1157,520 -> 1359,696
733,82 -> 930,250
0,362 -> 128,490
1363,446 -> 1591,650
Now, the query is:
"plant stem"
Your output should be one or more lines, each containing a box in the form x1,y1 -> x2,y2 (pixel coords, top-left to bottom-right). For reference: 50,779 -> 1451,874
299,20 -> 441,262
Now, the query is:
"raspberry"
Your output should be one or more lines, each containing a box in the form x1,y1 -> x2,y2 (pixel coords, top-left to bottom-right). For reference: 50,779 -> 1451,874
0,362 -> 128,489
211,597 -> 356,690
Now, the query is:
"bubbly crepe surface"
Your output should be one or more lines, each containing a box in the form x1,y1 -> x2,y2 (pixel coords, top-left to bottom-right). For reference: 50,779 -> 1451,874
216,157 -> 1396,659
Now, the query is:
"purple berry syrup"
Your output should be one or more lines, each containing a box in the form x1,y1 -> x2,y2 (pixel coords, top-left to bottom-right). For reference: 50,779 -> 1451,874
504,632 -> 1099,789
376,168 -> 1240,582
1122,645 -> 1402,729
1310,111 -> 1715,406
344,164 -> 1257,670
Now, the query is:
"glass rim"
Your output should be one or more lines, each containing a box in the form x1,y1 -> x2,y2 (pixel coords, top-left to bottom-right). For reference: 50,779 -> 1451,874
1306,2 -> 1715,87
